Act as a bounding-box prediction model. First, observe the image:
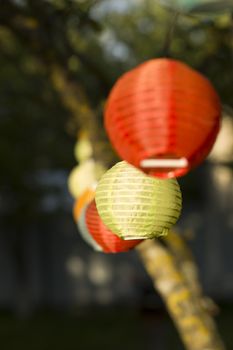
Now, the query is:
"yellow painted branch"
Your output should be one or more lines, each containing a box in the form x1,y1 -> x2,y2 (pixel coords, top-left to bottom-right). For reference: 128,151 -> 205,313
137,239 -> 225,350
163,231 -> 202,296
163,231 -> 218,315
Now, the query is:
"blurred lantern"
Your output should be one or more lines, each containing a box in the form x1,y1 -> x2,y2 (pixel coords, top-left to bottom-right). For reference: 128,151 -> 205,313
68,159 -> 106,198
79,200 -> 142,253
105,58 -> 221,178
73,187 -> 101,251
74,132 -> 93,162
208,110 -> 233,164
95,161 -> 182,240
73,187 -> 96,221
78,203 -> 103,252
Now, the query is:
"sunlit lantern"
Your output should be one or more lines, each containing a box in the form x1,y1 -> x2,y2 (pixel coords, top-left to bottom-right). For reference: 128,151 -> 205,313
105,58 -> 221,178
95,161 -> 182,240
80,200 -> 142,253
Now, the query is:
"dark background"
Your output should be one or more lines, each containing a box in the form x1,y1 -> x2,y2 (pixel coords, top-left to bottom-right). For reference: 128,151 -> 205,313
0,1 -> 232,349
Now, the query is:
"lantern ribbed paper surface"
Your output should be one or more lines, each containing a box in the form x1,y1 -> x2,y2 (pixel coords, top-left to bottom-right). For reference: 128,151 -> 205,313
105,58 -> 221,178
95,161 -> 182,239
85,200 -> 142,253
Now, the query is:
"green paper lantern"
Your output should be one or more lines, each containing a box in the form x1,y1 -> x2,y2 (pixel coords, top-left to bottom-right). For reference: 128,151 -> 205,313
95,161 -> 182,240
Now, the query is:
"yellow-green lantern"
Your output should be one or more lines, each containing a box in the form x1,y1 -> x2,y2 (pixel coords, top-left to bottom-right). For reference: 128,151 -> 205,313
95,161 -> 182,240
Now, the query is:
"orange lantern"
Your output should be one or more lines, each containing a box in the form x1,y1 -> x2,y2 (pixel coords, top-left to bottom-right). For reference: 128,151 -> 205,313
83,200 -> 142,253
73,187 -> 95,221
73,188 -> 102,251
105,58 -> 221,178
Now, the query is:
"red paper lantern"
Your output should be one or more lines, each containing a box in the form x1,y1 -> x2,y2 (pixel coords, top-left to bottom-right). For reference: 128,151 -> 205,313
105,58 -> 221,178
85,200 -> 142,253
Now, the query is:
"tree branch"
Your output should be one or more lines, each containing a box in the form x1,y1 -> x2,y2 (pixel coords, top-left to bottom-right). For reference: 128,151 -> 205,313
137,239 -> 225,350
